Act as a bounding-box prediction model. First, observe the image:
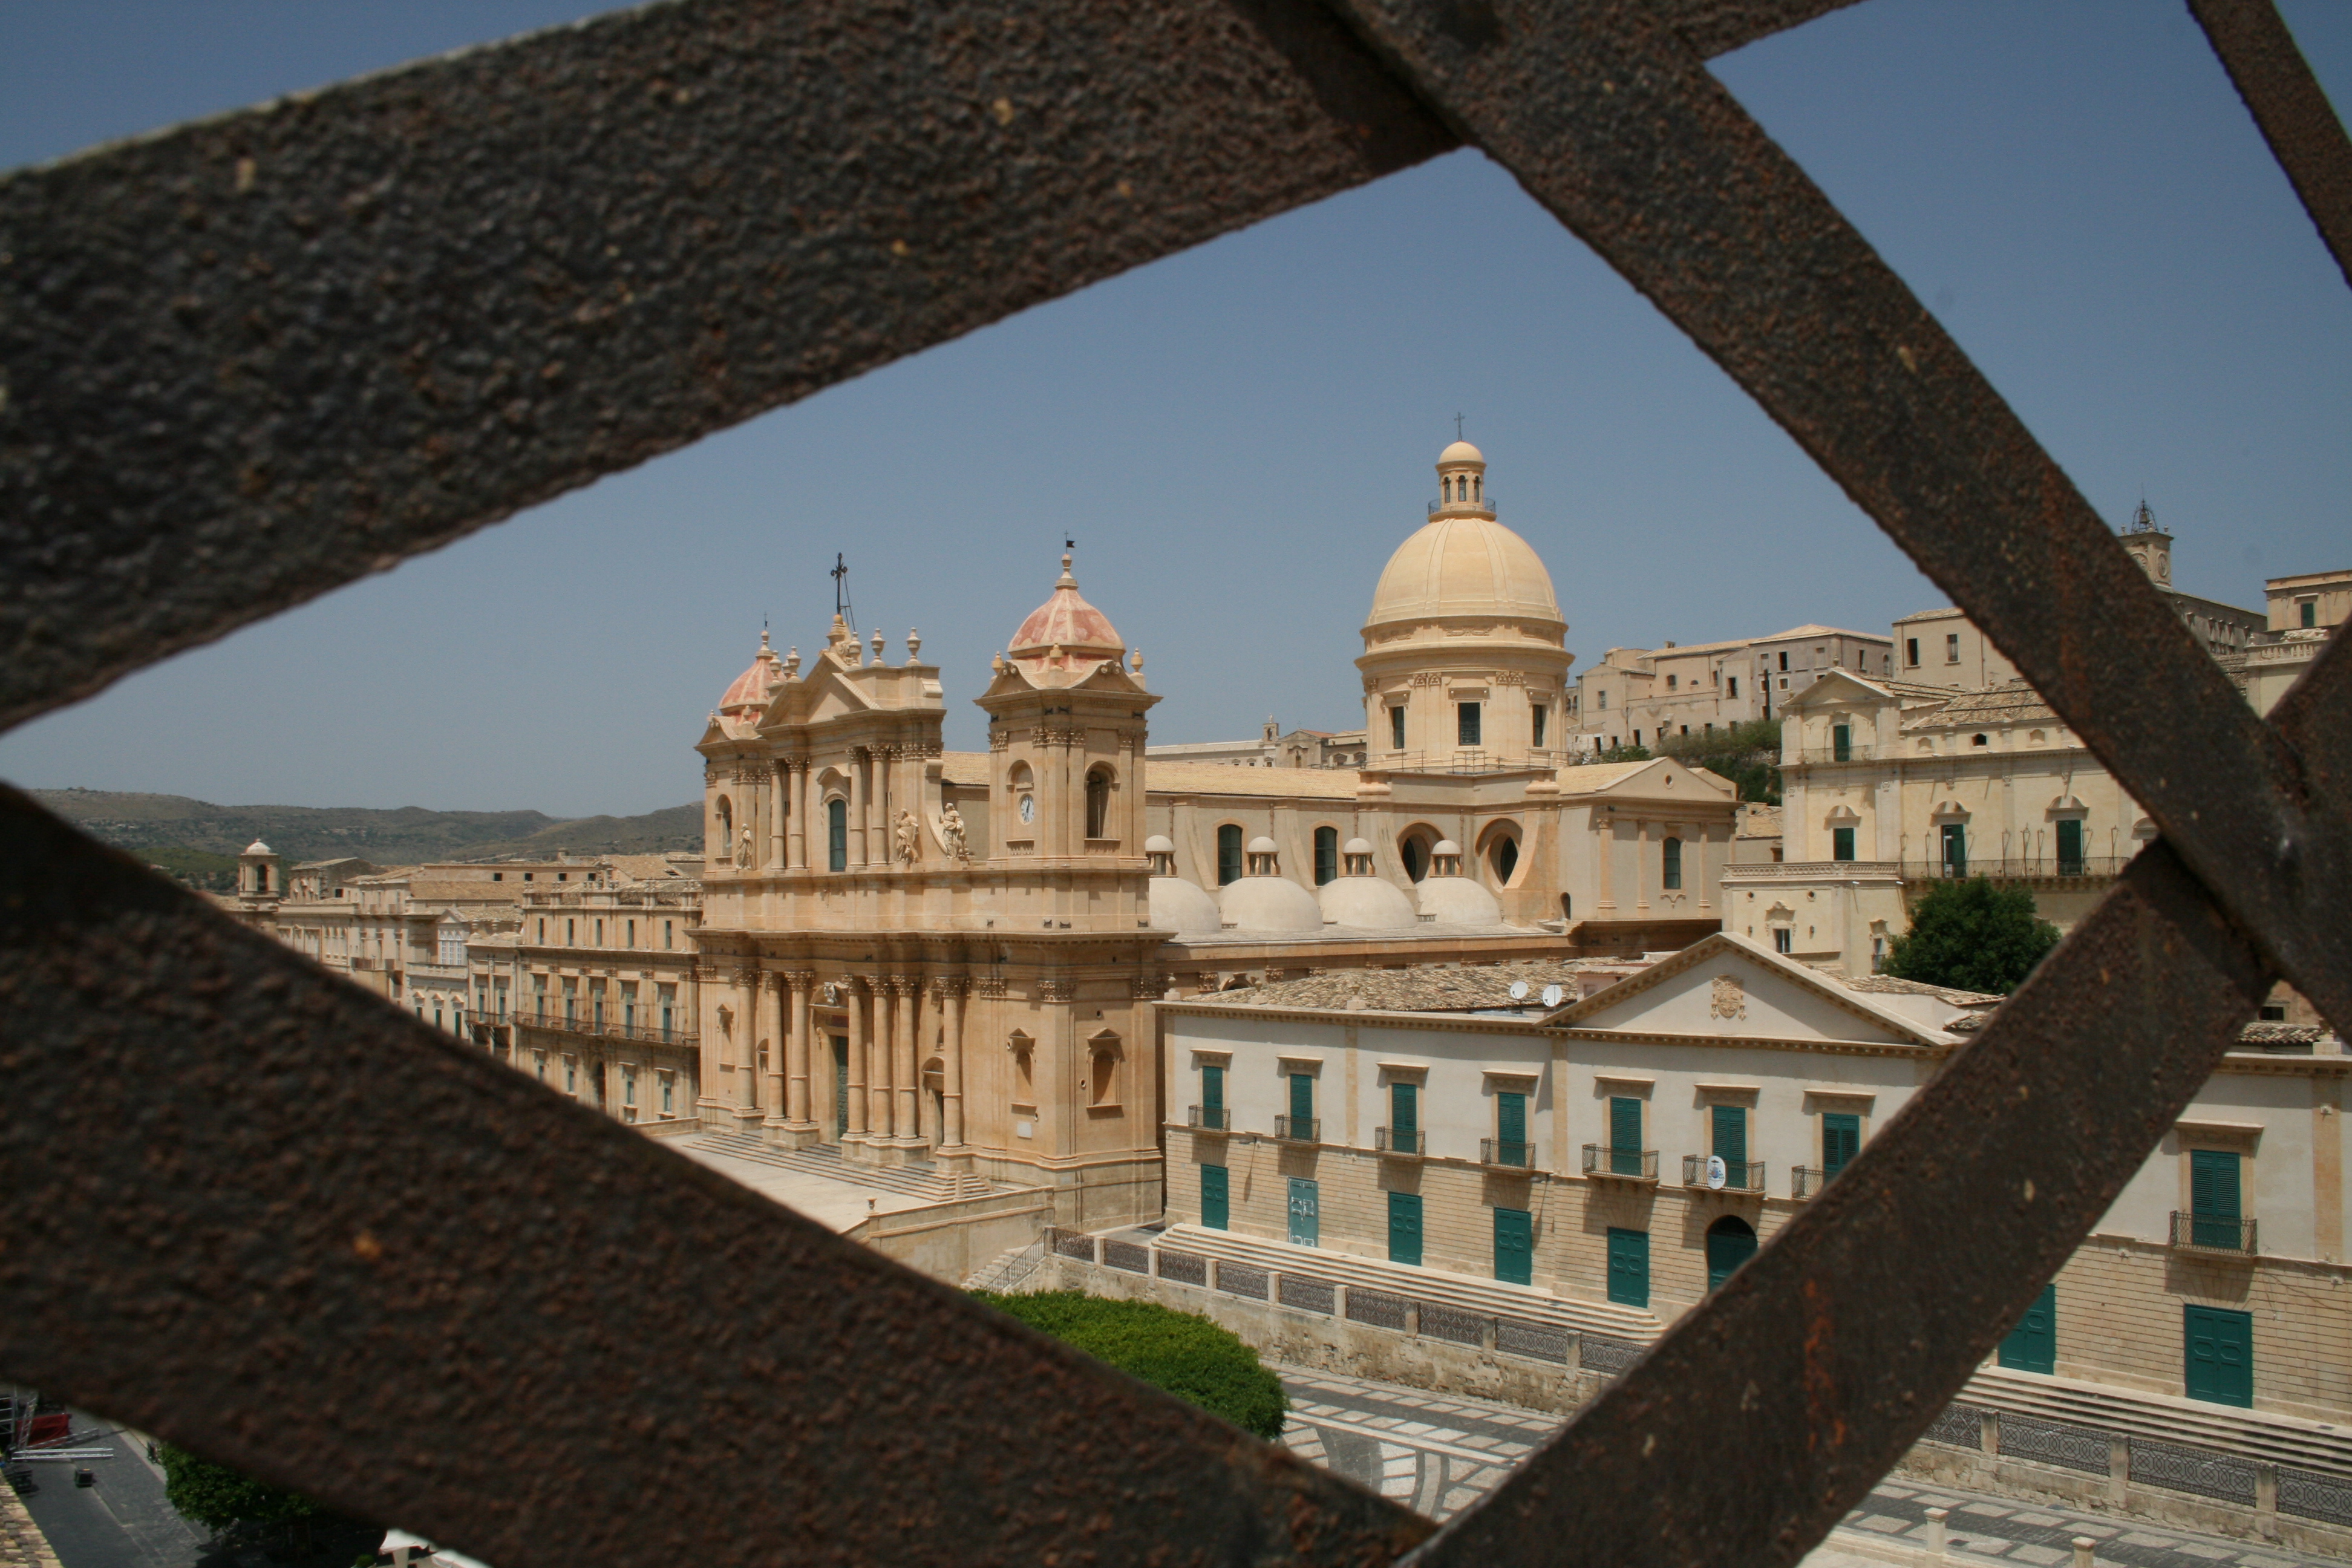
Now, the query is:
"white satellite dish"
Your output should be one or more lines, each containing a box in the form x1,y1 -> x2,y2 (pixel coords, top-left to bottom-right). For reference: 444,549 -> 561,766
1541,984 -> 1565,1008
1706,1155 -> 1728,1191
1508,980 -> 1530,1001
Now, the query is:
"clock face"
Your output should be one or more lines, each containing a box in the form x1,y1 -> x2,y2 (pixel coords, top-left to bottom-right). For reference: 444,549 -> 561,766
1018,794 -> 1036,825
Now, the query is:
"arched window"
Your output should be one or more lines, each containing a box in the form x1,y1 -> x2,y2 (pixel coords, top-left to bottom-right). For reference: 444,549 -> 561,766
827,798 -> 848,872
1705,1215 -> 1757,1291
1216,825 -> 1244,886
1662,835 -> 1683,890
1085,766 -> 1113,840
1400,835 -> 1427,883
1491,835 -> 1518,884
1313,826 -> 1338,886
714,795 -> 734,859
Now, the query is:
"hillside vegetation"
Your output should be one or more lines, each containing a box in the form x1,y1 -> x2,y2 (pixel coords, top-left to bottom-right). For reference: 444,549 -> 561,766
34,788 -> 700,867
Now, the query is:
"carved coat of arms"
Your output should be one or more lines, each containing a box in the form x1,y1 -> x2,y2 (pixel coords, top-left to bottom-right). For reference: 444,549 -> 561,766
1710,975 -> 1747,1021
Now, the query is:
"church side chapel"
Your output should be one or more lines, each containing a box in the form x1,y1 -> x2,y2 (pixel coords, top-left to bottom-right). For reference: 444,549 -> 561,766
687,442 -> 1737,1227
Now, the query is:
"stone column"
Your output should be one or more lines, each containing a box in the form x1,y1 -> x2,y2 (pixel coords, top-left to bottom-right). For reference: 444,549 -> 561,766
696,962 -> 725,1124
843,976 -> 869,1142
849,750 -> 869,868
789,760 -> 811,871
1634,818 -> 1650,913
763,970 -> 787,1123
734,965 -> 760,1111
869,979 -> 896,1141
894,978 -> 920,1144
786,970 -> 815,1133
771,760 -> 789,870
1596,808 -> 1617,913
941,979 -> 968,1153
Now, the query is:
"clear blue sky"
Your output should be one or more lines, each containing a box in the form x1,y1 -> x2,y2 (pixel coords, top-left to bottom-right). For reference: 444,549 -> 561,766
2,1 -> 2345,818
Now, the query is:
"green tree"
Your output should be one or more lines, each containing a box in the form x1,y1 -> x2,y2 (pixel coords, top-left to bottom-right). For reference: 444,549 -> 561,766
1595,741 -> 1651,763
1658,717 -> 1781,803
158,1444 -> 322,1532
974,1291 -> 1289,1439
1883,878 -> 2059,995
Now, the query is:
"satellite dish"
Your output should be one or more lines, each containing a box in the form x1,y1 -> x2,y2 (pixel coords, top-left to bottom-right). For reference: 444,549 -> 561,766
1541,984 -> 1565,1008
1706,1155 -> 1728,1191
1508,980 -> 1530,1001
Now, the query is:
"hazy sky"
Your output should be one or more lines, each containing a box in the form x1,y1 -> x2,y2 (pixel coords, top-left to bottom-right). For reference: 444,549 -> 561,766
3,1 -> 2346,818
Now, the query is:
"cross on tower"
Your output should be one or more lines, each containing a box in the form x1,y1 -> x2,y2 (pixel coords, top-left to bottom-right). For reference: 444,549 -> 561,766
1454,412 -> 1464,439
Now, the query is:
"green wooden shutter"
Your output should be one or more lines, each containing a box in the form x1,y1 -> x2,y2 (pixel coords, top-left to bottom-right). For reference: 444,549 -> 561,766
1388,1191 -> 1423,1266
1200,1163 -> 1229,1230
1289,1073 -> 1314,1134
1822,1112 -> 1860,1179
1494,1207 -> 1533,1286
1713,1104 -> 1747,1187
1498,1091 -> 1527,1157
1832,826 -> 1855,862
1202,1063 -> 1224,1116
2191,1149 -> 2241,1247
1832,723 -> 1851,761
2056,817 -> 2084,874
1999,1282 -> 2056,1374
1610,1095 -> 1641,1175
1392,1081 -> 1417,1140
2184,1304 -> 2252,1406
1606,1228 -> 1649,1308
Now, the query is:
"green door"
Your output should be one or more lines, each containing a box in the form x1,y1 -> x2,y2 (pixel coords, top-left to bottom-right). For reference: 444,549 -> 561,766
1497,1090 -> 1528,1166
1610,1095 -> 1642,1175
1822,1112 -> 1860,1180
1606,1228 -> 1649,1308
1832,723 -> 1851,762
1201,1063 -> 1225,1129
1287,1178 -> 1319,1247
1388,1191 -> 1423,1266
831,1036 -> 849,1136
2190,1149 -> 2242,1249
1941,822 -> 1967,877
1999,1282 -> 2056,1374
1289,1073 -> 1315,1138
1391,1082 -> 1418,1148
1713,1104 -> 1747,1188
1200,1163 -> 1230,1230
1832,826 -> 1855,861
1705,1218 -> 1757,1290
2055,817 -> 2085,876
2184,1305 -> 2253,1407
1494,1207 -> 1533,1285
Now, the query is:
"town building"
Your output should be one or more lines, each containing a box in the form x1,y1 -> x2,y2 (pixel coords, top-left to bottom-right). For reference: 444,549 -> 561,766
1154,931 -> 2351,1423
1566,626 -> 1894,759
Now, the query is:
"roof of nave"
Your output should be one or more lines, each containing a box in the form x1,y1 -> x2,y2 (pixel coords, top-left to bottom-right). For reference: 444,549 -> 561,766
1206,957 -> 1635,1013
1645,636 -> 1757,658
941,751 -> 991,787
1911,679 -> 2056,727
1553,760 -> 1653,791
1143,759 -> 1361,800
603,854 -> 697,883
1802,965 -> 2002,1007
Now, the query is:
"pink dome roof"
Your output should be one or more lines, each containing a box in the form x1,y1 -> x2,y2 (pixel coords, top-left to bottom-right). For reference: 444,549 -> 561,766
719,633 -> 783,714
1008,555 -> 1123,659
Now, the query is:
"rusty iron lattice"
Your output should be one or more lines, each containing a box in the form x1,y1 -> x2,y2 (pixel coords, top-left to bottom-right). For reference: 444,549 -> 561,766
0,0 -> 2345,1564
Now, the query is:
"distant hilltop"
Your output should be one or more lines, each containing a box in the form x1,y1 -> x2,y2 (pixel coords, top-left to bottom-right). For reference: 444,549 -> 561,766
33,787 -> 701,877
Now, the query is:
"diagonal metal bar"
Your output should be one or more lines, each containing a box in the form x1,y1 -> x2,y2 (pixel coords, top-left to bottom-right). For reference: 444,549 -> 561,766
2190,0 -> 2352,289
1321,0 -> 2352,1040
0,785 -> 1433,1568
0,0 -> 1835,739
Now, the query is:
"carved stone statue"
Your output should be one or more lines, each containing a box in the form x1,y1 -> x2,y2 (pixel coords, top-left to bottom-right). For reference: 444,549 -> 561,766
735,825 -> 754,869
939,802 -> 972,865
893,808 -> 920,865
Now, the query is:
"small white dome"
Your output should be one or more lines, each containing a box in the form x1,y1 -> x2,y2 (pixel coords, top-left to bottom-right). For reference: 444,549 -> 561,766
1342,837 -> 1373,856
1432,838 -> 1462,857
1439,439 -> 1486,466
1246,835 -> 1279,857
242,839 -> 273,856
1418,874 -> 1503,924
1318,876 -> 1419,929
1143,834 -> 1175,855
1217,875 -> 1324,932
1149,875 -> 1222,936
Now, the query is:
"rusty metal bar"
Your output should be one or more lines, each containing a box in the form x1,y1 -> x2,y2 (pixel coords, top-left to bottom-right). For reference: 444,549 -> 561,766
0,783 -> 1431,1568
1324,0 -> 2352,1040
2189,0 -> 2352,289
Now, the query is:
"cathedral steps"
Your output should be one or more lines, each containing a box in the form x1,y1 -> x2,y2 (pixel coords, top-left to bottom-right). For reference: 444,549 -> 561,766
688,1132 -> 995,1203
1957,1365 -> 2352,1477
965,1238 -> 1050,1294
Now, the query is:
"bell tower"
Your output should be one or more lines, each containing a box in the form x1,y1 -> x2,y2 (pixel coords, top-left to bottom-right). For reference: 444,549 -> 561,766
2120,500 -> 2172,587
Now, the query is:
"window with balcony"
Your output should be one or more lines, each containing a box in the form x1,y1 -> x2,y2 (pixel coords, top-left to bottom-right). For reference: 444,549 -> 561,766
1382,1080 -> 1421,1156
1278,1071 -> 1316,1143
2055,817 -> 2085,876
1487,1089 -> 1531,1168
1823,1112 -> 1859,1179
2187,1148 -> 2247,1250
1194,1062 -> 1226,1131
1940,822 -> 1967,877
1831,723 -> 1852,761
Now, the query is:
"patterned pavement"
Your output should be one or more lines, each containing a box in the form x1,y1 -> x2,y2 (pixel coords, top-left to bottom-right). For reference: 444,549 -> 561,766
1275,1367 -> 2341,1567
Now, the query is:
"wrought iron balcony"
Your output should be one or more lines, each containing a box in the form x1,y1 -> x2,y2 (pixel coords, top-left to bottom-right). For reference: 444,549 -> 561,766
1376,1126 -> 1425,1156
1481,1137 -> 1535,1170
515,1014 -> 699,1050
1795,744 -> 1875,763
1791,1166 -> 1829,1200
1272,1114 -> 1319,1144
1582,1144 -> 1659,1182
1683,1154 -> 1767,1192
1187,1105 -> 1229,1132
1901,856 -> 2131,882
2170,1212 -> 2258,1255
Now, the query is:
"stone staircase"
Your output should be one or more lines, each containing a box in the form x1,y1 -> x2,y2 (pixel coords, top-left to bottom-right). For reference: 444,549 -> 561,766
1150,1223 -> 1662,1343
965,1237 -> 1049,1293
689,1132 -> 995,1203
1960,1364 -> 2352,1476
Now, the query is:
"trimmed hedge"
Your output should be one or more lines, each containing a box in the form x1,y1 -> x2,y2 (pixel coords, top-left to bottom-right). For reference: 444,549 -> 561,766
975,1290 -> 1289,1439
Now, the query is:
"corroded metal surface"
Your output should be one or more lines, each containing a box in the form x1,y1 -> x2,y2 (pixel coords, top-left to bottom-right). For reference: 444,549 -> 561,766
2190,0 -> 2352,287
0,784 -> 1431,1568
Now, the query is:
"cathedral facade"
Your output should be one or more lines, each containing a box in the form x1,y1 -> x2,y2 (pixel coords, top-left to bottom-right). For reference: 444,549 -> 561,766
690,442 -> 1737,1224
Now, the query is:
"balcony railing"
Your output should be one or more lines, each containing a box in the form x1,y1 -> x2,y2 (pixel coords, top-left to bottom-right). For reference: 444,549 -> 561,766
1369,748 -> 1566,776
1272,1114 -> 1319,1144
2170,1212 -> 2258,1255
1582,1145 -> 1659,1181
1902,856 -> 2131,881
515,1014 -> 699,1050
1683,1154 -> 1768,1192
1187,1105 -> 1229,1132
1427,494 -> 1496,514
1795,745 -> 1875,763
1722,860 -> 1902,883
1481,1137 -> 1535,1170
1376,1126 -> 1425,1156
1791,1166 -> 1829,1200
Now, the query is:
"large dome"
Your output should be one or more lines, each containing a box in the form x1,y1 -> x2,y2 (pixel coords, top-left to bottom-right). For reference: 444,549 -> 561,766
1366,514 -> 1563,631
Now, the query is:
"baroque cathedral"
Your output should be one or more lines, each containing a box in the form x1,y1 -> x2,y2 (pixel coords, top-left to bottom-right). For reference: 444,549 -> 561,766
690,441 -> 1736,1226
